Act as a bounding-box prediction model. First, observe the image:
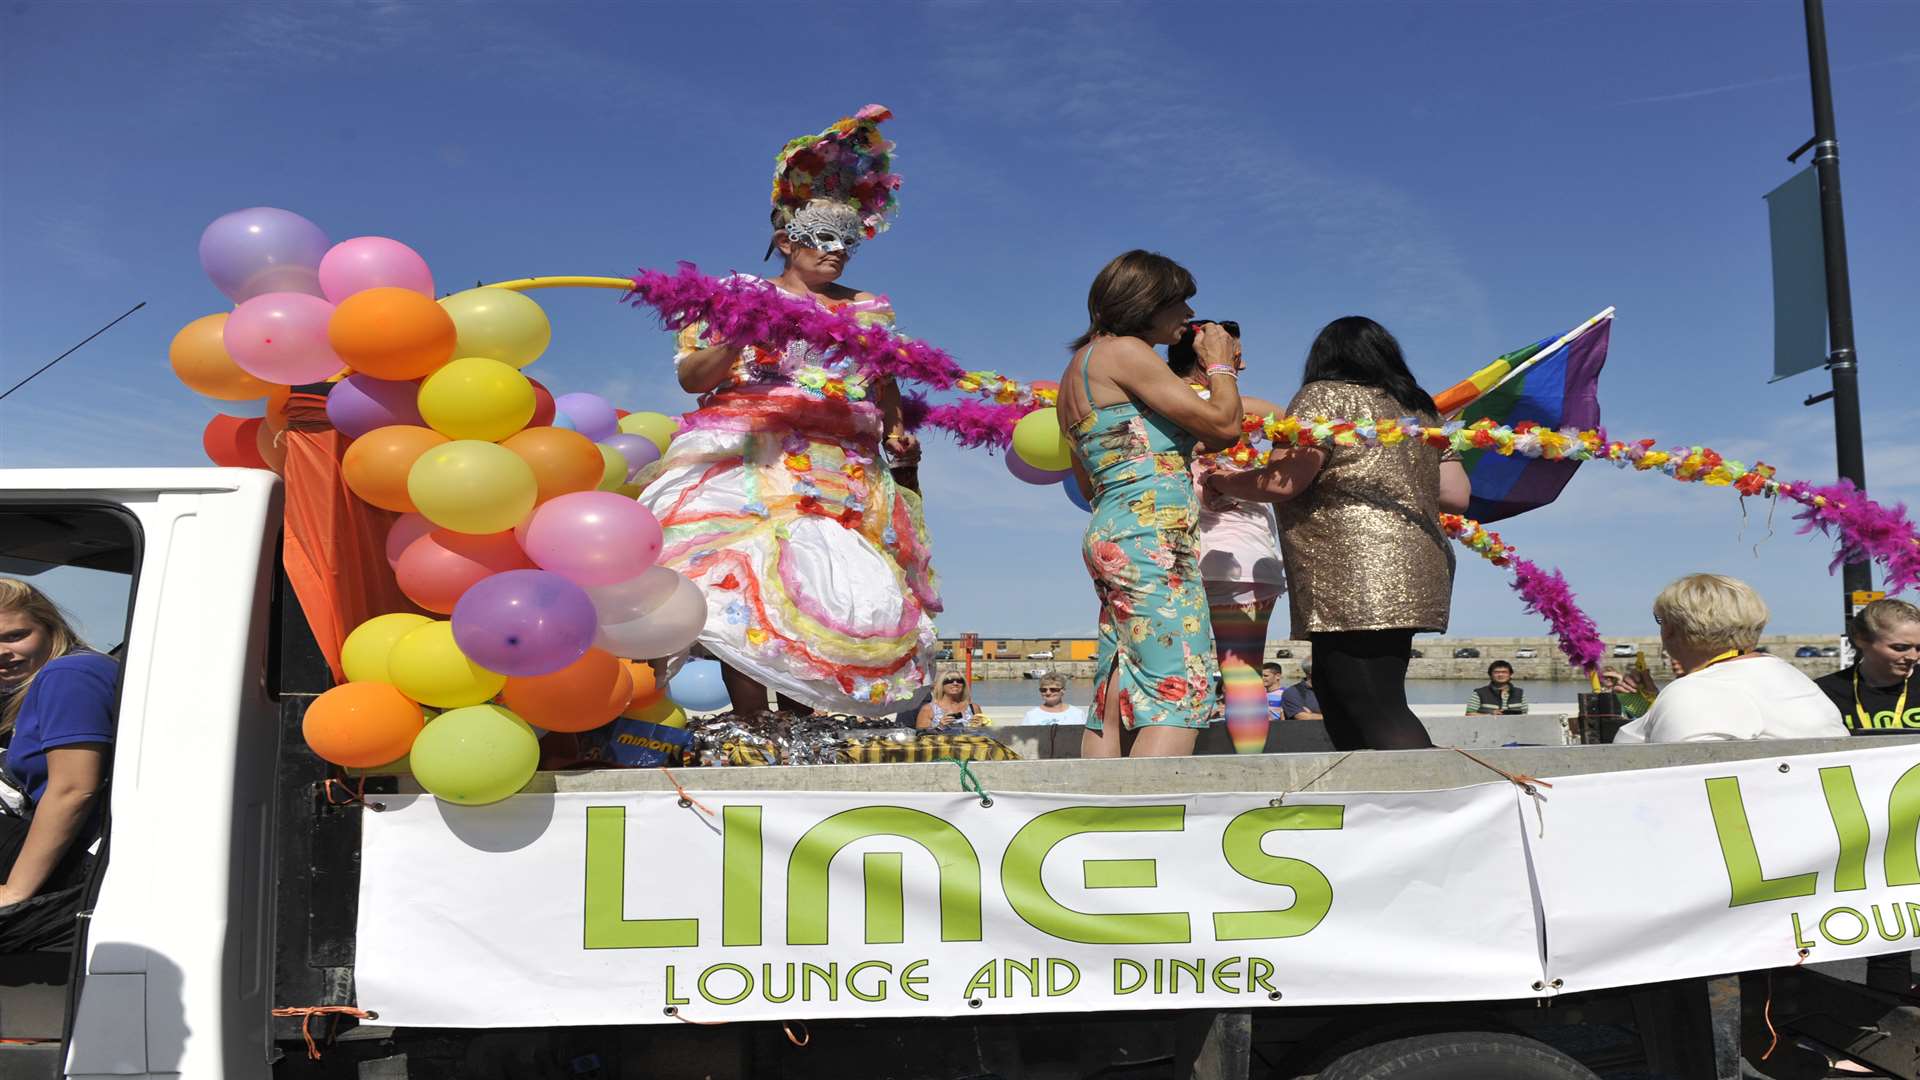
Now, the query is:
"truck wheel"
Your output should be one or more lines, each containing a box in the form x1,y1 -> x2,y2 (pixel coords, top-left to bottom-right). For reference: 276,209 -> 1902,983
1316,1032 -> 1600,1080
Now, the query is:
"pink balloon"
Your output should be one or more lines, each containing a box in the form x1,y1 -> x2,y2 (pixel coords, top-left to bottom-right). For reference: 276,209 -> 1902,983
318,236 -> 435,302
386,513 -> 437,567
523,491 -> 663,586
224,292 -> 343,384
395,529 -> 535,614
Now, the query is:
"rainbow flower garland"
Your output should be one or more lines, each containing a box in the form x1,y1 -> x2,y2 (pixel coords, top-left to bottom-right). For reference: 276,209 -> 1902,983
1440,514 -> 1607,672
624,263 -> 1919,596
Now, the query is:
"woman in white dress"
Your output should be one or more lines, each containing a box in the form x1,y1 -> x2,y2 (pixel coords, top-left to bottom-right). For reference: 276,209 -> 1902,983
637,106 -> 939,716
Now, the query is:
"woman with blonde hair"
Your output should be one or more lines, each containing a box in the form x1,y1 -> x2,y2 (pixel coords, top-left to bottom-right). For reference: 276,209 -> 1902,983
0,578 -> 118,949
915,671 -> 982,729
1816,597 -> 1920,732
1614,573 -> 1845,743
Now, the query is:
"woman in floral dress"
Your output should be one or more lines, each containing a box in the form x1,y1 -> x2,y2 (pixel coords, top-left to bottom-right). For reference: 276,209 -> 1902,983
1056,251 -> 1247,757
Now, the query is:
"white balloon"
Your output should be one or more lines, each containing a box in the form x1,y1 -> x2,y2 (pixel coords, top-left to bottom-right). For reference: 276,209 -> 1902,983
594,573 -> 707,660
584,565 -> 682,625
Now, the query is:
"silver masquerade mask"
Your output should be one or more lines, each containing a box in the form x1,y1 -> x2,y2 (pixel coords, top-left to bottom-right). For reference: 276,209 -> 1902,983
782,201 -> 865,255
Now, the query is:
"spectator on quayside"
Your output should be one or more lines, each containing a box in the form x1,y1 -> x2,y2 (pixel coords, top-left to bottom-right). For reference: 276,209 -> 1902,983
916,672 -> 984,730
1279,662 -> 1322,721
1260,662 -> 1288,721
1815,598 -> 1920,732
1022,672 -> 1086,726
1467,660 -> 1529,715
1613,574 -> 1846,743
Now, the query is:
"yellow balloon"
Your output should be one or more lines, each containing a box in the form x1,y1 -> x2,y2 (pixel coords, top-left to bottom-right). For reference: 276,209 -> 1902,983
417,356 -> 535,441
616,411 -> 677,454
1012,407 -> 1073,472
407,440 -> 538,534
624,694 -> 687,729
387,620 -> 507,709
439,288 -> 551,369
340,612 -> 433,685
410,704 -> 540,805
596,443 -> 627,491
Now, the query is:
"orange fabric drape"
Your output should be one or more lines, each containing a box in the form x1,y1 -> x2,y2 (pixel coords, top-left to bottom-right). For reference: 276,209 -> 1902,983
279,397 -> 420,683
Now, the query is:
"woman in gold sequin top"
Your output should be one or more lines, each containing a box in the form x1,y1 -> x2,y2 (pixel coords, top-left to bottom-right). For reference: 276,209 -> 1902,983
1270,317 -> 1471,750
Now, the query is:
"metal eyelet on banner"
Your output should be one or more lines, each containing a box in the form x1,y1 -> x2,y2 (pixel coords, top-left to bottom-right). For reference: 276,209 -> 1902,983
1531,980 -> 1547,991
968,998 -> 983,1009
663,1006 -> 679,1017
1267,990 -> 1282,1001
1779,762 -> 1791,773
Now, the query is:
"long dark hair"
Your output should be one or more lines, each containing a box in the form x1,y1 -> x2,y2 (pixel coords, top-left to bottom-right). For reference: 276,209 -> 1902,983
1167,319 -> 1240,376
1071,250 -> 1196,351
1302,316 -> 1436,416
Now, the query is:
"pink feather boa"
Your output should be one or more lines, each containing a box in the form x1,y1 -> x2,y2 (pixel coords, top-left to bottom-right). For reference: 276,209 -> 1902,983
1508,558 -> 1609,672
1787,480 -> 1920,596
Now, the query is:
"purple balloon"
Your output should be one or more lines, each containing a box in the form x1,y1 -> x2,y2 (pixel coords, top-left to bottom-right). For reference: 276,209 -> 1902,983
451,569 -> 598,677
328,374 -> 424,438
554,392 -> 618,442
599,434 -> 661,481
198,207 -> 329,303
1006,451 -> 1070,486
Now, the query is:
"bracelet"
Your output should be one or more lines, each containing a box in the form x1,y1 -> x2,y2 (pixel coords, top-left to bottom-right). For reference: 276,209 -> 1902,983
1205,366 -> 1239,379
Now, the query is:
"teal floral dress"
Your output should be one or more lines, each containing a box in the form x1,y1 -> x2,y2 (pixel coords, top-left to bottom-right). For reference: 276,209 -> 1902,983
1069,343 -> 1218,730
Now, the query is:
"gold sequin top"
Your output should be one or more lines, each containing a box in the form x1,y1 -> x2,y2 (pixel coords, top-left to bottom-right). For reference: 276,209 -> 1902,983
1276,381 -> 1457,635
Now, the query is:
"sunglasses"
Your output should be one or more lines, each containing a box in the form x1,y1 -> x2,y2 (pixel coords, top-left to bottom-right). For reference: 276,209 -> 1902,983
1040,686 -> 1063,693
942,678 -> 965,685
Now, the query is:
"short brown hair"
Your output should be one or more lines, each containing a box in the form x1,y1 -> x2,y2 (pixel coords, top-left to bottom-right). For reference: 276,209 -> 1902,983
1071,250 -> 1196,350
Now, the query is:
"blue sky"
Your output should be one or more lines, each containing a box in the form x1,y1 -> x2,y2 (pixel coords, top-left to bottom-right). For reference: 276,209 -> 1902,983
2,1 -> 1916,642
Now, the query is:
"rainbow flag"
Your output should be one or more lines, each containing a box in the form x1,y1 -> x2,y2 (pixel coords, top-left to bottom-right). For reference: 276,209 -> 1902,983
1220,660 -> 1268,754
1454,316 -> 1612,522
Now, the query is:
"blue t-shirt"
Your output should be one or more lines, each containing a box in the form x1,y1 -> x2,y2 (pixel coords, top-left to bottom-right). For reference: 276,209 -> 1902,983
6,652 -> 118,803
1280,682 -> 1321,720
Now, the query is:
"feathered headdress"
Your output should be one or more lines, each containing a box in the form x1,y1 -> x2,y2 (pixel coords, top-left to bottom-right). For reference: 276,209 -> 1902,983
770,104 -> 901,238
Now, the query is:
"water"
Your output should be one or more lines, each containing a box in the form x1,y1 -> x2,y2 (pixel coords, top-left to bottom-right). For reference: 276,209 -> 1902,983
967,677 -> 1587,709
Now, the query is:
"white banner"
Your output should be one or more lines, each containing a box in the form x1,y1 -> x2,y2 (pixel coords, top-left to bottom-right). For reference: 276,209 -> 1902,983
1533,742 -> 1920,993
356,784 -> 1543,1027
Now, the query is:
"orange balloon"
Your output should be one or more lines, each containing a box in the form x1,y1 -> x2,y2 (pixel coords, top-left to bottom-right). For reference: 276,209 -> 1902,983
342,425 -> 449,512
620,659 -> 664,714
255,413 -> 288,472
329,286 -> 457,381
501,426 -> 605,504
500,648 -> 634,733
303,681 -> 426,768
394,528 -> 535,614
171,313 -> 279,400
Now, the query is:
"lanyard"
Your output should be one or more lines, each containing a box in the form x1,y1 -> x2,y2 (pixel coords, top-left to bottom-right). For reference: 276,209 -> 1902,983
1852,665 -> 1913,730
1690,649 -> 1746,674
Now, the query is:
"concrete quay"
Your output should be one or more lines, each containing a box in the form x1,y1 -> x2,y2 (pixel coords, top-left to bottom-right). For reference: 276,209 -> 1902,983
949,633 -> 1848,682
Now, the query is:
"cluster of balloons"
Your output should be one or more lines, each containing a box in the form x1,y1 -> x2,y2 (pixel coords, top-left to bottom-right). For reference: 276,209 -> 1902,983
1006,390 -> 1091,512
176,207 -> 723,805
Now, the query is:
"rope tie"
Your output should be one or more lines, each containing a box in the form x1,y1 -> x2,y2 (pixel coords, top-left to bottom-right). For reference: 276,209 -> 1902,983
272,1006 -> 375,1060
941,757 -> 993,807
1270,751 -> 1355,805
660,766 -> 715,817
322,777 -> 385,812
1448,747 -> 1552,836
784,1019 -> 811,1047
1761,947 -> 1812,1061
664,1006 -> 729,1025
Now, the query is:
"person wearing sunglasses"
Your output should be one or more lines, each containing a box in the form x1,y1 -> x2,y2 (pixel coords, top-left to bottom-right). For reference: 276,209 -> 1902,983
1022,672 -> 1086,726
638,105 -> 941,721
916,672 -> 983,729
1168,320 -> 1290,687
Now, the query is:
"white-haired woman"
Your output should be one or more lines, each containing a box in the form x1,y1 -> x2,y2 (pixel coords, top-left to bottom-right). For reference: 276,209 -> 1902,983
1614,573 -> 1845,743
1816,598 -> 1920,732
0,578 -> 118,949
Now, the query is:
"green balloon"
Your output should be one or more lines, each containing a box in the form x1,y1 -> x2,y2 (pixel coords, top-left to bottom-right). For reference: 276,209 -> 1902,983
410,704 -> 539,805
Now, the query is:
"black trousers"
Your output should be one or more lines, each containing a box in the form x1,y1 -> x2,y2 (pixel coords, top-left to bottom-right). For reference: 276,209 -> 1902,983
1310,630 -> 1434,751
0,813 -> 91,952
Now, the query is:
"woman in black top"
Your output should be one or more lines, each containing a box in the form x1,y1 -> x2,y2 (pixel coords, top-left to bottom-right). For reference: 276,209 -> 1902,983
1815,598 -> 1920,731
